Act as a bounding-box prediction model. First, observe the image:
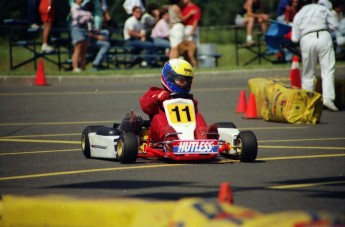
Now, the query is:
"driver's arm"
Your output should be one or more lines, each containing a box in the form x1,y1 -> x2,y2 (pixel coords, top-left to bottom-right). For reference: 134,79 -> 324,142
140,88 -> 169,115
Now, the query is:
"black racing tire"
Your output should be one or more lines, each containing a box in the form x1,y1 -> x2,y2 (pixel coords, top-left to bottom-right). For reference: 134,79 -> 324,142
81,125 -> 104,158
117,132 -> 138,164
215,122 -> 237,129
236,131 -> 258,162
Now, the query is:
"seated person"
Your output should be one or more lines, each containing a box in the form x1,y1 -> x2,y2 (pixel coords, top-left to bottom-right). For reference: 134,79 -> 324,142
151,7 -> 171,51
88,29 -> 110,70
139,58 -> 218,144
123,6 -> 158,67
235,0 -> 270,45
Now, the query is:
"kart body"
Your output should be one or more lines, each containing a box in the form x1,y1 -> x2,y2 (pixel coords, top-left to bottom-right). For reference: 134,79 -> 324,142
81,96 -> 258,163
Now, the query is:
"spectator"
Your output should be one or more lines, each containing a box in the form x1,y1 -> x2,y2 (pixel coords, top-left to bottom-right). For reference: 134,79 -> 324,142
39,0 -> 55,53
69,0 -> 103,31
235,0 -> 270,45
85,1 -> 111,71
141,3 -> 160,38
284,0 -> 301,25
88,31 -> 110,70
331,0 -> 345,57
181,0 -> 201,46
123,6 -> 158,67
70,0 -> 94,72
277,0 -> 289,22
123,0 -> 145,15
168,0 -> 185,59
151,7 -> 171,50
291,0 -> 339,111
318,0 -> 332,10
27,0 -> 40,28
100,0 -> 116,30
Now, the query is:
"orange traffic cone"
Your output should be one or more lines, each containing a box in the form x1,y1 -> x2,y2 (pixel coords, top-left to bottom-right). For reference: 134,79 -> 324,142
35,58 -> 47,86
289,55 -> 301,88
245,93 -> 258,119
217,182 -> 234,204
236,90 -> 247,113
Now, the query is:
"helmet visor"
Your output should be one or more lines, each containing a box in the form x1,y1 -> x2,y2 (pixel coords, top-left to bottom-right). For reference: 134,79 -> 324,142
166,70 -> 193,91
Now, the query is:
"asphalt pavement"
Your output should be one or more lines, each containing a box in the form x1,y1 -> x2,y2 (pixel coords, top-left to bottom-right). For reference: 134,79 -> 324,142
0,65 -> 344,217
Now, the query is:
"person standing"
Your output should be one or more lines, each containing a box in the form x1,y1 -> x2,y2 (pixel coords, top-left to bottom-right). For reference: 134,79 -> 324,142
291,0 -> 339,111
70,0 -> 94,72
39,0 -> 55,53
181,0 -> 201,46
168,0 -> 185,59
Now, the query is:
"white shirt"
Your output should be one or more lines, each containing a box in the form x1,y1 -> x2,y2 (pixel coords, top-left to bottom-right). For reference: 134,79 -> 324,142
123,16 -> 144,40
292,3 -> 339,42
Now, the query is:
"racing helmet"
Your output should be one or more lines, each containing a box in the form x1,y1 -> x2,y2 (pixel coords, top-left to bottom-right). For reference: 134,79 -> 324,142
161,59 -> 194,94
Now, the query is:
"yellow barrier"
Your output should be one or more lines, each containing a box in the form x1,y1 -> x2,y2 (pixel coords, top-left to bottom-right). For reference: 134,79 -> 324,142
0,195 -> 344,227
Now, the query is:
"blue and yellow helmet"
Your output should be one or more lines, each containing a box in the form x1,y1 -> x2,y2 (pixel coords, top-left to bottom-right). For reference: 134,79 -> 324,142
161,59 -> 194,94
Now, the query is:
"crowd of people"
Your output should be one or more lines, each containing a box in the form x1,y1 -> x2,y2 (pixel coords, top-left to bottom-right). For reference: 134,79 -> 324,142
27,0 -> 201,71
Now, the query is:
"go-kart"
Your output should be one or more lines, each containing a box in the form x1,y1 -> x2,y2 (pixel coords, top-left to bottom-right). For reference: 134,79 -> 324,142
81,93 -> 258,163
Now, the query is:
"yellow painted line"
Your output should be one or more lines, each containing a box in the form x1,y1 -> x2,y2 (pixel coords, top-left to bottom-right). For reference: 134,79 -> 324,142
0,149 -> 80,156
0,138 -> 79,145
0,87 -> 245,97
0,90 -> 144,96
259,145 -> 345,150
2,133 -> 81,138
0,121 -> 115,127
259,137 -> 345,143
0,164 -> 184,181
258,153 -> 345,161
239,126 -> 308,130
267,180 -> 345,189
0,153 -> 344,181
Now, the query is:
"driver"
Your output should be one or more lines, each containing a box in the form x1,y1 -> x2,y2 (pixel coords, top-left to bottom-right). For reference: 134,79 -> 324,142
140,58 -> 217,143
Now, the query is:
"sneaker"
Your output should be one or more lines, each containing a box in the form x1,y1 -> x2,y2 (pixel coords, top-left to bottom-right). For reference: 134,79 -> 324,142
41,43 -> 54,53
246,40 -> 255,46
141,61 -> 148,67
323,99 -> 339,111
73,68 -> 81,73
30,23 -> 39,29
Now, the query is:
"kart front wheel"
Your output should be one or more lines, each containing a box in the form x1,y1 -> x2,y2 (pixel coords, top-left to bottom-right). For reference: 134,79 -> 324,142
81,125 -> 104,158
236,131 -> 258,162
117,132 -> 138,164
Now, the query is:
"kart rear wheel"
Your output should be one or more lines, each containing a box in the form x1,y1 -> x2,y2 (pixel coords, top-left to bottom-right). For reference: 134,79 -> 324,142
81,126 -> 104,158
236,131 -> 257,162
117,132 -> 138,164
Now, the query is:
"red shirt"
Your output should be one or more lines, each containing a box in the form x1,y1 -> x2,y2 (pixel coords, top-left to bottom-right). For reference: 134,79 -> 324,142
182,3 -> 201,26
284,6 -> 297,23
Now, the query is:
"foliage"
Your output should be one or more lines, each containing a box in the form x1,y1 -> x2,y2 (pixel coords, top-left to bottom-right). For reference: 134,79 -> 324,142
0,0 -> 279,31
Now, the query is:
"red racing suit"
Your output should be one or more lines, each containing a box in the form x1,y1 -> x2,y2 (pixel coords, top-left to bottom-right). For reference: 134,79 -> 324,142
140,87 -> 208,142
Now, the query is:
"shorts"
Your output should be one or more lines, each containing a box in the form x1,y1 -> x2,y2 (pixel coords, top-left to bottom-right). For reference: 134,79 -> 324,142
39,0 -> 54,23
235,15 -> 244,25
71,26 -> 88,45
169,23 -> 185,48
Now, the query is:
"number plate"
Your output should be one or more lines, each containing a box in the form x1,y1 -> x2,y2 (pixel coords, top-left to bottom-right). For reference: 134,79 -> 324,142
166,103 -> 195,124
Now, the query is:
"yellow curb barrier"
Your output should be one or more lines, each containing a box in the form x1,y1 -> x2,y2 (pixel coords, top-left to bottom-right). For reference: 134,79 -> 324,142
0,195 -> 344,227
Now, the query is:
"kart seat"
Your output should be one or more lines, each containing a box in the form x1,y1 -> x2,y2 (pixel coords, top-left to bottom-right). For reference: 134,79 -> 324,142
96,126 -> 121,136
